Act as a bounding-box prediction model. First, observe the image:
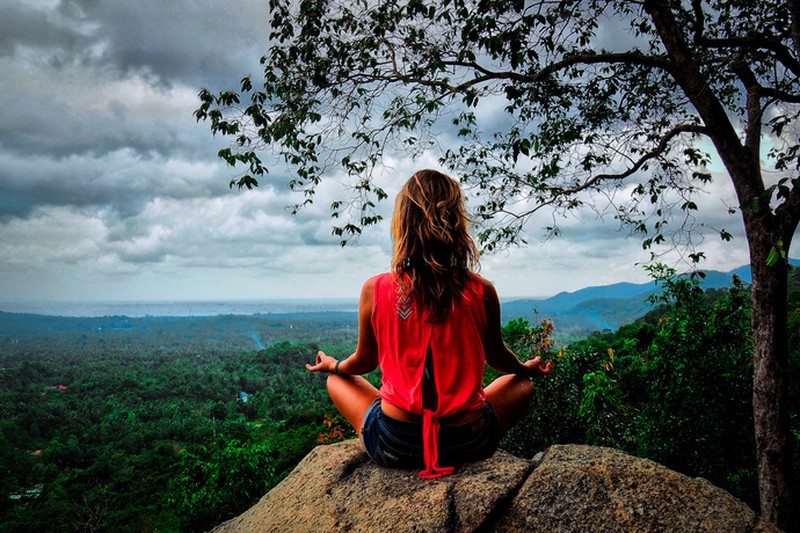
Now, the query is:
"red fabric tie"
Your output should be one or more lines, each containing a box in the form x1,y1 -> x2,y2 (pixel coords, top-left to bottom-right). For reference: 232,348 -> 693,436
418,410 -> 454,479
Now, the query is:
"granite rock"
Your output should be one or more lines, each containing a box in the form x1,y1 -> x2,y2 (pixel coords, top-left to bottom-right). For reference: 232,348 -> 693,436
213,440 -> 780,533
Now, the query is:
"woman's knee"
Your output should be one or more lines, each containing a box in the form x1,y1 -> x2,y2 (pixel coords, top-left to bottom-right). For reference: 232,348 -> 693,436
325,371 -> 336,392
324,373 -> 379,437
326,373 -> 380,410
518,375 -> 535,399
326,372 -> 355,402
485,375 -> 535,430
506,376 -> 535,409
486,372 -> 534,397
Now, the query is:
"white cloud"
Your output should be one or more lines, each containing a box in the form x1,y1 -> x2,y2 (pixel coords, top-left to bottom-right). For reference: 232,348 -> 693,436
0,0 -> 796,310
0,207 -> 107,265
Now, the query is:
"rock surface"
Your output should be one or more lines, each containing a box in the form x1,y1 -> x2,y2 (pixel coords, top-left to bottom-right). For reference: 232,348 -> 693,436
213,440 -> 779,533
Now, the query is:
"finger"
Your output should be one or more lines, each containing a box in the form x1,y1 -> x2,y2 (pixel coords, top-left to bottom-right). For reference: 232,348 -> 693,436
524,357 -> 542,369
527,358 -> 551,376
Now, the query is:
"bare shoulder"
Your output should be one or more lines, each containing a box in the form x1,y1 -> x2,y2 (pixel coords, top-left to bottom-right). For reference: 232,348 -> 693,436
362,273 -> 384,293
359,274 -> 385,303
479,276 -> 499,300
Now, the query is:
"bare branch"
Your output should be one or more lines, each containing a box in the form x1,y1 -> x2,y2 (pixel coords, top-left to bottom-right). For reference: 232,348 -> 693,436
760,87 -> 800,103
730,59 -> 765,157
692,0 -> 800,76
546,123 -> 708,196
439,51 -> 672,88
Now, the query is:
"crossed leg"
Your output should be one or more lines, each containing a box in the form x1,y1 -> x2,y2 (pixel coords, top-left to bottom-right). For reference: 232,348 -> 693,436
325,370 -> 535,439
326,373 -> 380,439
483,373 -> 535,435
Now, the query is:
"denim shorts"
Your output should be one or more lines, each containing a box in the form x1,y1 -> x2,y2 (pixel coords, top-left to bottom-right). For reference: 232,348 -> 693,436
361,399 -> 501,470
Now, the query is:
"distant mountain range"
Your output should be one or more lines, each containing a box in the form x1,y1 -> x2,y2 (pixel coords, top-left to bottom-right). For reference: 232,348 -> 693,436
2,260 -> 797,343
501,259 -> 800,338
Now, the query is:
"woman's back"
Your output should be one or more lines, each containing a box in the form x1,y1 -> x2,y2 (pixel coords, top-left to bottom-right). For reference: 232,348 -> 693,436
371,271 -> 488,419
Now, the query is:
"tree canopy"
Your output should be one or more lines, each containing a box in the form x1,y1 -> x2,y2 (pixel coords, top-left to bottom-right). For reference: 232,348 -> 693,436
197,0 -> 798,250
196,1 -> 799,527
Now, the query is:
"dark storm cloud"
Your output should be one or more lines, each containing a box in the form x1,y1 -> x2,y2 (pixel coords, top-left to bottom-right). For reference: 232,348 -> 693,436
0,150 -> 153,219
0,2 -> 89,58
0,143 -> 278,220
0,93 -> 195,159
0,0 -> 267,158
2,1 -> 265,86
51,0 -> 267,89
0,0 -> 271,220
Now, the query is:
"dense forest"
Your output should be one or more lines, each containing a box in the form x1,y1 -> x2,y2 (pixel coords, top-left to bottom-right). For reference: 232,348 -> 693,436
1,268 -> 798,532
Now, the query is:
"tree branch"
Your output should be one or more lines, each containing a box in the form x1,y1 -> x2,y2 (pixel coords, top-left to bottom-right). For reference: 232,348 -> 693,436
546,123 -> 708,196
730,59 -> 765,158
692,0 -> 800,77
442,51 -> 672,86
760,87 -> 800,103
380,50 -> 672,99
646,0 -> 764,204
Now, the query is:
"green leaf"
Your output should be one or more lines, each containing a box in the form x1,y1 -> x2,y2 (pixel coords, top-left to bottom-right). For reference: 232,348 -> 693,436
766,240 -> 786,267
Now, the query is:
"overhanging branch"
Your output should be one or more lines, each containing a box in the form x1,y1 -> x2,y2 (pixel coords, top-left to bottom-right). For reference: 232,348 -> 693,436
691,0 -> 800,77
380,50 -> 673,104
440,51 -> 671,88
545,123 -> 708,196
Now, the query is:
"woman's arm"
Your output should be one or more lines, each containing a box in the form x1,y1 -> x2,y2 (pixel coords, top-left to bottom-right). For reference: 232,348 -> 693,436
305,276 -> 380,375
482,279 -> 551,378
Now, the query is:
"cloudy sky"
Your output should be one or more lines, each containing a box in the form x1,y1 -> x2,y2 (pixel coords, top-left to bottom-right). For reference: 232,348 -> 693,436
0,0 -> 791,309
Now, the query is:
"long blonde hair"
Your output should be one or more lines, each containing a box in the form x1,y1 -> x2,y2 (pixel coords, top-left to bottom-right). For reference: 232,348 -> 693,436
391,169 -> 480,321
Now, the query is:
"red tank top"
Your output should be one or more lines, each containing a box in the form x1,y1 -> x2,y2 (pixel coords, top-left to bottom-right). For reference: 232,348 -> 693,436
371,272 -> 488,478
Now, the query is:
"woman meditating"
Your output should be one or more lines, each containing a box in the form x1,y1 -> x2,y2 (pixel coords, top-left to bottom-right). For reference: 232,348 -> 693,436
306,169 -> 551,478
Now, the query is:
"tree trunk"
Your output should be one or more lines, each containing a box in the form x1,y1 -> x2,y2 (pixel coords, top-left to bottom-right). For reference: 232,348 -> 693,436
643,3 -> 796,527
747,222 -> 794,530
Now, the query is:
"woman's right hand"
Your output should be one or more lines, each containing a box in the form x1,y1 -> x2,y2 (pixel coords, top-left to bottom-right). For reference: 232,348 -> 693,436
305,350 -> 337,373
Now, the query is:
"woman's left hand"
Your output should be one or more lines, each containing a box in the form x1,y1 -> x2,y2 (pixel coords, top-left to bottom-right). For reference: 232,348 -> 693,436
305,350 -> 337,373
524,356 -> 552,378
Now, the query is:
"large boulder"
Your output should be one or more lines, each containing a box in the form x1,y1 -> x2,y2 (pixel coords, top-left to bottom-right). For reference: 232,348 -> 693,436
213,440 -> 779,532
